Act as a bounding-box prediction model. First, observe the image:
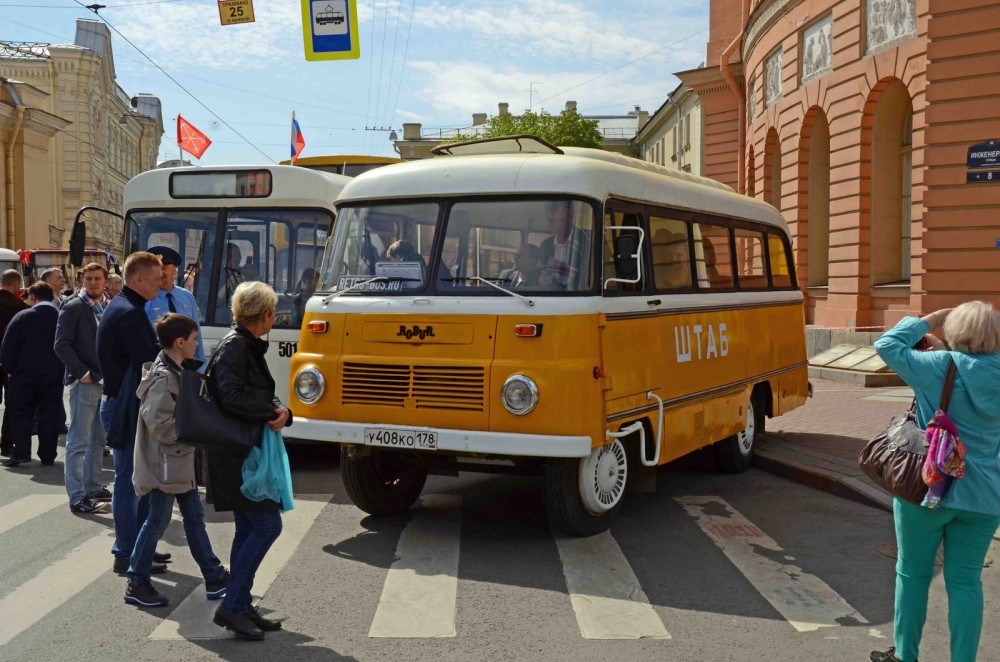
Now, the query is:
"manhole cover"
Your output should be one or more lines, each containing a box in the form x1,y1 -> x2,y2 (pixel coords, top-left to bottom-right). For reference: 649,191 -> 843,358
877,543 -> 993,568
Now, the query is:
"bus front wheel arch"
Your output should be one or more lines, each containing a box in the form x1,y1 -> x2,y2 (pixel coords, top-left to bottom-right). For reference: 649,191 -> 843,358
340,446 -> 428,516
545,437 -> 628,536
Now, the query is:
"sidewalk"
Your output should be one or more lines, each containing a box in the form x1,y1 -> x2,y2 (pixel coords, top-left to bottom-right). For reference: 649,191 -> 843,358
754,378 -> 915,511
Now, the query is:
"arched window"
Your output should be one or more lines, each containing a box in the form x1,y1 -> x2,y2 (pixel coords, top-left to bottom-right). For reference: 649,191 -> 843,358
764,128 -> 782,210
805,111 -> 831,287
871,80 -> 914,285
747,146 -> 756,198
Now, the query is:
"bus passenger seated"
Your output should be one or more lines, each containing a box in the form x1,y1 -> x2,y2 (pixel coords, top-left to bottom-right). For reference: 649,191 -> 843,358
498,243 -> 542,287
386,240 -> 420,263
701,237 -> 724,287
539,201 -> 590,289
652,230 -> 691,289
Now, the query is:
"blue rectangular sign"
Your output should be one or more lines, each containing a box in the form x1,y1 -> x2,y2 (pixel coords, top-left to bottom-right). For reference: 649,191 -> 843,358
301,0 -> 360,60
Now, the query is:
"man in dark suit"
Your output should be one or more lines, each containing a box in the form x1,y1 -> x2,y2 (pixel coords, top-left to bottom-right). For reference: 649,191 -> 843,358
55,263 -> 111,513
0,282 -> 64,467
0,269 -> 27,457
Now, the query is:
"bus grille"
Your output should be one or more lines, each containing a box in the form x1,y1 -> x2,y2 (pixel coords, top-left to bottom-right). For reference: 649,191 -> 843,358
341,363 -> 486,411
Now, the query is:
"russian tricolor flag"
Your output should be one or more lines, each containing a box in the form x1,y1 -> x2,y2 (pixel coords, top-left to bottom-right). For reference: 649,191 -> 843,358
291,111 -> 306,163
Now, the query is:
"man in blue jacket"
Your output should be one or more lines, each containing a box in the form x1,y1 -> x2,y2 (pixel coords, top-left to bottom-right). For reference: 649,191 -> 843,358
97,252 -> 169,574
0,282 -> 64,467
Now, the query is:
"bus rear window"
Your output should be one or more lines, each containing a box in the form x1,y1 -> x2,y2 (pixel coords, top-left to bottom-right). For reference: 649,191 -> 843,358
170,171 -> 272,198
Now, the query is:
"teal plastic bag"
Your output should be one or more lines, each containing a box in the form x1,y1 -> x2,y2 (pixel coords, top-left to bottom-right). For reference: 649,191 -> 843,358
240,426 -> 295,512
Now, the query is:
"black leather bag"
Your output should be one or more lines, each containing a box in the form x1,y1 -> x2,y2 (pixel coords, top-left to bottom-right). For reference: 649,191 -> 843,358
858,359 -> 957,505
175,368 -> 259,456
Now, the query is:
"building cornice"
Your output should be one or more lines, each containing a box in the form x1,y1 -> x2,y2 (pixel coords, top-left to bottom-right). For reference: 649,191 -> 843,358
743,0 -> 805,62
676,62 -> 744,95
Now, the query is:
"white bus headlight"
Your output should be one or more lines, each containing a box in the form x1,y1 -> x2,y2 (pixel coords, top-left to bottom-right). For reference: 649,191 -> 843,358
501,375 -> 538,415
294,367 -> 325,404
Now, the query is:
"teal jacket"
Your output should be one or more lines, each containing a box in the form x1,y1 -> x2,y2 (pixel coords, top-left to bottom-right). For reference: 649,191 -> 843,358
875,317 -> 1000,516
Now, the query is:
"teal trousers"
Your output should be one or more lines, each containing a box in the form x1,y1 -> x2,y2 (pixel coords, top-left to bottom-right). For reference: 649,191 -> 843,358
893,498 -> 1000,662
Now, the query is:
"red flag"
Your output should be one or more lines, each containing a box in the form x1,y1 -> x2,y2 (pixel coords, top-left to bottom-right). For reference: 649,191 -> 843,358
177,115 -> 212,159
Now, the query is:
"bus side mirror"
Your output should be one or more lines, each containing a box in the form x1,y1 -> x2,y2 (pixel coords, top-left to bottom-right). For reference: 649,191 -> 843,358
613,234 -> 640,280
69,221 -> 86,268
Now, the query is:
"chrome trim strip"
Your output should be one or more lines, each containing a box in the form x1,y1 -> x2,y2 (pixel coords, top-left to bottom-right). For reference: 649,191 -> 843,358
605,298 -> 801,321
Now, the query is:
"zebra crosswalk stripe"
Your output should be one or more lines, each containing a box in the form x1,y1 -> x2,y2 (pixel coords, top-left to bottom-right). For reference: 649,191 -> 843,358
554,530 -> 671,640
676,495 -> 868,632
149,498 -> 327,640
369,494 -> 462,638
0,495 -> 66,536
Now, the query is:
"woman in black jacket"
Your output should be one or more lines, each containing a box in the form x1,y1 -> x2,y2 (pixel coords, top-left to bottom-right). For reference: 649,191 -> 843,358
207,281 -> 291,640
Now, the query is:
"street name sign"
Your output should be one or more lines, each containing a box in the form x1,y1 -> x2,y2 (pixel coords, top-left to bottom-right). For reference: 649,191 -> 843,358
218,0 -> 255,25
967,139 -> 1000,169
301,0 -> 360,61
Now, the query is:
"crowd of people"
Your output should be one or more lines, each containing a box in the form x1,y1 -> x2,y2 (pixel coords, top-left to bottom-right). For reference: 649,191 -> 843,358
0,248 -> 293,640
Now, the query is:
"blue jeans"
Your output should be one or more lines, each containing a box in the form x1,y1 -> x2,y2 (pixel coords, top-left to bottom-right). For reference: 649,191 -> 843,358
64,382 -> 106,504
893,498 -> 1000,662
221,510 -> 282,613
103,397 -> 150,560
128,489 -> 225,584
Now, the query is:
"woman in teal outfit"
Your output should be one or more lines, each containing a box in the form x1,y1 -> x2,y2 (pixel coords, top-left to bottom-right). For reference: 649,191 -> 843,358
871,302 -> 1000,662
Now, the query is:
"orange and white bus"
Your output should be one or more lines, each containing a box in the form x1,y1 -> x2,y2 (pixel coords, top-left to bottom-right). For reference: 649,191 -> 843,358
289,136 -> 809,535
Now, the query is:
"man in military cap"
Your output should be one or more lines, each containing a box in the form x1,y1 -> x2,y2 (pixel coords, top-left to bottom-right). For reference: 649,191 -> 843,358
144,246 -> 205,363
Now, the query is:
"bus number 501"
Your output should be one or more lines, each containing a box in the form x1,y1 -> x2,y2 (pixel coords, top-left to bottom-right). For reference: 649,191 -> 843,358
278,341 -> 298,357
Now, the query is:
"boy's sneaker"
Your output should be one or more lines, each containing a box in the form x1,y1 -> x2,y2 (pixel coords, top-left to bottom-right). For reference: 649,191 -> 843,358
70,498 -> 106,514
124,581 -> 169,608
206,568 -> 229,600
88,487 -> 112,502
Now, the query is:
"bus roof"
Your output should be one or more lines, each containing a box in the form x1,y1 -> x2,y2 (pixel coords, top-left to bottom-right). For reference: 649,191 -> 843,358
278,154 -> 404,168
335,148 -> 787,231
123,165 -> 351,212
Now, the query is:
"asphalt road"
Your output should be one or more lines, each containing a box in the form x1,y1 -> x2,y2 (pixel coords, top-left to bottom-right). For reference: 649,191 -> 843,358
1,443 -> 997,662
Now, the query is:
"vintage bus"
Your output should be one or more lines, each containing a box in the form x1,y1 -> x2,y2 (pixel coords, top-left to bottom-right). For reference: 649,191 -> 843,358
288,136 -> 810,535
279,154 -> 404,177
122,165 -> 352,414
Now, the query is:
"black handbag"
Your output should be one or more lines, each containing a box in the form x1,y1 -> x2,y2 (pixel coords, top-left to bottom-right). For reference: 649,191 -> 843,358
175,368 -> 259,456
858,358 -> 957,505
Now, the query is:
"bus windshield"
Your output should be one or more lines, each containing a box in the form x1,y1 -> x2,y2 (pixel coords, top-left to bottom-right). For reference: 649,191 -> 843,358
127,208 -> 332,328
320,198 -> 595,295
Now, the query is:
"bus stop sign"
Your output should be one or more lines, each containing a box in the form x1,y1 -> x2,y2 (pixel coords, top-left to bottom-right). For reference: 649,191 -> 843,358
301,0 -> 360,61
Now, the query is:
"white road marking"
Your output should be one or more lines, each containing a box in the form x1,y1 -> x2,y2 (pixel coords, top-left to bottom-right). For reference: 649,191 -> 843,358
0,495 -> 66,535
676,495 -> 868,632
0,530 -> 113,646
369,494 -> 462,638
149,499 -> 327,640
554,530 -> 671,640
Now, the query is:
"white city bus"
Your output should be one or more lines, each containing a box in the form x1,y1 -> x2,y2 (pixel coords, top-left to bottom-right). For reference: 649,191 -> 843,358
122,165 -> 352,424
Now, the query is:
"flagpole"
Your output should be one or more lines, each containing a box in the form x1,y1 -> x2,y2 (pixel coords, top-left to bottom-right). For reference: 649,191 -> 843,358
292,111 -> 296,166
177,115 -> 182,162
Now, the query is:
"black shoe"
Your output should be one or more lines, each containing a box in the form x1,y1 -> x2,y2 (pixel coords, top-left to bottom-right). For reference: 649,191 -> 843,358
40,460 -> 55,466
247,606 -> 282,631
103,447 -> 111,457
88,487 -> 112,502
213,606 -> 265,640
1,457 -> 30,467
870,648 -> 915,662
124,580 -> 169,608
70,497 -> 106,514
0,447 -> 11,457
113,558 -> 168,575
206,569 -> 229,600
153,551 -> 172,563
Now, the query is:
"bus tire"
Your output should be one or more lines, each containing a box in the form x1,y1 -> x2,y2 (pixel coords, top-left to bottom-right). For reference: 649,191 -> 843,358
340,447 -> 428,516
545,439 -> 628,537
714,388 -> 765,474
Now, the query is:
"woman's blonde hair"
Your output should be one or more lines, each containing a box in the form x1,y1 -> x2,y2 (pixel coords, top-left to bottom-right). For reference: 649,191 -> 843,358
231,281 -> 278,326
943,301 -> 1000,355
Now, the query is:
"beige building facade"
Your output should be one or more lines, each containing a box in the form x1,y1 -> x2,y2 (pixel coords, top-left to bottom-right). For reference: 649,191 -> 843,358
633,83 -> 703,175
0,19 -> 163,254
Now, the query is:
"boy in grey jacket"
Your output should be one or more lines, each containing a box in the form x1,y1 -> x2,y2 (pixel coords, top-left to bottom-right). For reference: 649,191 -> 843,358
124,313 -> 229,608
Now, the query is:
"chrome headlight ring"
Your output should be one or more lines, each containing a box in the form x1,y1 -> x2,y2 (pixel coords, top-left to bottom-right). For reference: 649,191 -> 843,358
294,367 -> 325,404
501,374 -> 539,415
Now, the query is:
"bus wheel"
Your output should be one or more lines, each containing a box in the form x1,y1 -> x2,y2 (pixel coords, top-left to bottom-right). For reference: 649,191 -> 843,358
340,447 -> 428,516
545,440 -> 628,536
714,389 -> 765,474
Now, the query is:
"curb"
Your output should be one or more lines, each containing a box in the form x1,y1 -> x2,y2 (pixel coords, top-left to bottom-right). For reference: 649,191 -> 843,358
753,447 -> 892,512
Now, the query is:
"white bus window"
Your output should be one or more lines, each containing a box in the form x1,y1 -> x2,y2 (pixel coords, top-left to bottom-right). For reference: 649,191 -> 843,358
693,222 -> 734,289
650,215 -> 692,291
603,209 -> 645,294
734,228 -> 768,290
768,233 -> 793,288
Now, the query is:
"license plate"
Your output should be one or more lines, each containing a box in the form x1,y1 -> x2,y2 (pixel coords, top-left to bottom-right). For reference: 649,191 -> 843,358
363,427 -> 438,450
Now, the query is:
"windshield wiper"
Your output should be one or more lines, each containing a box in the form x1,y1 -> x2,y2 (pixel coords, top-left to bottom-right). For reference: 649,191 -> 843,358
440,276 -> 534,307
321,276 -> 421,303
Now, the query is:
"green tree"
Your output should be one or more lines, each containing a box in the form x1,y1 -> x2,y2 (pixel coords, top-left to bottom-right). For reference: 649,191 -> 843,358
449,107 -> 603,148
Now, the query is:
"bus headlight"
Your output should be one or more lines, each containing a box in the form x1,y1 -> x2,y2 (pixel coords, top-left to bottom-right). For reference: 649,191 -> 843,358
294,367 -> 325,404
501,374 -> 538,415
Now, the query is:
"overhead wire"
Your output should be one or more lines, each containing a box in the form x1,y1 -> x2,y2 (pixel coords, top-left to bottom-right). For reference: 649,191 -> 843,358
388,0 -> 416,130
380,0 -> 404,125
363,0 -> 377,152
71,0 -> 274,162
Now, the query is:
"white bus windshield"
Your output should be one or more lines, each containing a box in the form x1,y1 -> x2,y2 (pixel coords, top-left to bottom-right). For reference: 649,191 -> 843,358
320,198 -> 595,295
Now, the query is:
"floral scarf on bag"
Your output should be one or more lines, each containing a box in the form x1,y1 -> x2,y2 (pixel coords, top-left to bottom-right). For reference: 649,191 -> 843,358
921,408 -> 967,509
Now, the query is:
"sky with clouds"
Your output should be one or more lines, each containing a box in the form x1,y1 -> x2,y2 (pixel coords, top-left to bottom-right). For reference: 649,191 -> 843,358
1,0 -> 710,164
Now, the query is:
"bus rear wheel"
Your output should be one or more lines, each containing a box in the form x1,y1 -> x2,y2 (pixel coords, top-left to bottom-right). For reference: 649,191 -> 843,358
545,439 -> 628,536
340,447 -> 428,515
714,389 -> 765,474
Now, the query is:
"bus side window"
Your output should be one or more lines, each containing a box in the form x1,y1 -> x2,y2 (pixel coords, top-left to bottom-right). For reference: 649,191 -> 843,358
649,215 -> 692,291
602,209 -> 645,294
734,227 -> 768,290
767,232 -> 793,288
692,222 -> 734,289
